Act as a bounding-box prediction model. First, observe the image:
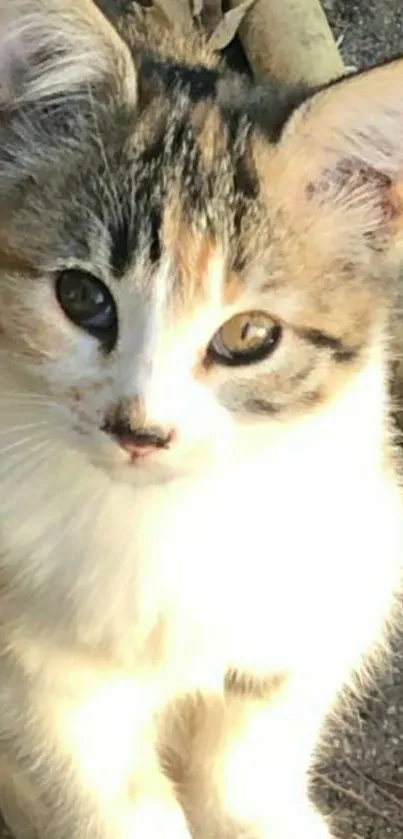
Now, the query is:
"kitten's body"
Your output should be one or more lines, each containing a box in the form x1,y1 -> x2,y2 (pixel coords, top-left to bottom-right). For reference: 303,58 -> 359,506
0,2 -> 402,838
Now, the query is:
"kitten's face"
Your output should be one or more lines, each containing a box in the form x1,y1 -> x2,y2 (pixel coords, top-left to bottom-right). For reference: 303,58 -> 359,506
0,0 -> 401,487
0,114 -> 369,484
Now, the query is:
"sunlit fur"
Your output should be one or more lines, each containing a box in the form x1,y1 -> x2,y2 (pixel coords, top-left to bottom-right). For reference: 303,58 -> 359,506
0,2 -> 402,838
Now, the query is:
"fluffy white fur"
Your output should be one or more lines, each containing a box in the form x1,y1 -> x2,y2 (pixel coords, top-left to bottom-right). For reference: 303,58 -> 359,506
0,320 -> 401,839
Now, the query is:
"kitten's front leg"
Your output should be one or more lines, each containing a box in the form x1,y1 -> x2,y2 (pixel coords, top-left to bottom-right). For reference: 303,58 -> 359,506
0,663 -> 191,839
179,683 -> 332,839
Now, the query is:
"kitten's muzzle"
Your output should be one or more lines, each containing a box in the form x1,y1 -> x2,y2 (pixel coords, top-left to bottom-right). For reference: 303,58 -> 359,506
103,418 -> 176,459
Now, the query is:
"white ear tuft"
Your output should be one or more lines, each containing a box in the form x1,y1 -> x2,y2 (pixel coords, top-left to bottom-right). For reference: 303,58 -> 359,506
0,0 -> 137,106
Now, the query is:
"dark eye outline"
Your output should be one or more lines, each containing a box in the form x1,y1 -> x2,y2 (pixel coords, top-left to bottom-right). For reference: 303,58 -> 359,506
207,311 -> 282,367
55,269 -> 118,353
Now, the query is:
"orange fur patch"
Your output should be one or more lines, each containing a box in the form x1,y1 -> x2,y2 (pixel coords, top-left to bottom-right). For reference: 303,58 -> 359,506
164,211 -> 221,302
0,247 -> 38,277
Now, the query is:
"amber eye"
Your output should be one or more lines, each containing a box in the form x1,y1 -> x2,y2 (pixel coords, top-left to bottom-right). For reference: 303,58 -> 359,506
208,311 -> 281,366
55,269 -> 117,351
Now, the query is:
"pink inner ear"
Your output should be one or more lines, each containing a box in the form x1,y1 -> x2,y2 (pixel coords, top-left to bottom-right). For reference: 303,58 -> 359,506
387,181 -> 403,226
304,156 -> 401,225
306,158 -> 392,202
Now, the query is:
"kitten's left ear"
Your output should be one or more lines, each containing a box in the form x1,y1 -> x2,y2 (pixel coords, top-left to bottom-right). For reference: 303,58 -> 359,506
273,58 -> 403,242
0,0 -> 137,107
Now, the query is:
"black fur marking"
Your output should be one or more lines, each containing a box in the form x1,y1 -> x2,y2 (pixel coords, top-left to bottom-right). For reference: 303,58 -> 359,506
244,398 -> 279,415
225,112 -> 257,201
233,156 -> 259,202
139,53 -> 219,102
301,327 -> 357,362
242,80 -> 314,142
138,126 -> 167,168
110,215 -> 138,278
139,52 -> 313,144
109,200 -> 162,277
149,206 -> 162,264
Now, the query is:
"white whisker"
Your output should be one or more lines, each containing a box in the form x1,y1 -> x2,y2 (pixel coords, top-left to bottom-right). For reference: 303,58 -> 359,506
0,421 -> 52,436
0,432 -> 53,457
0,393 -> 69,412
0,440 -> 55,483
43,493 -> 104,560
0,391 -> 47,400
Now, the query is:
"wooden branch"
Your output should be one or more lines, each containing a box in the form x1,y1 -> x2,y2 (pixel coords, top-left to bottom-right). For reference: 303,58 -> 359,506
229,0 -> 344,86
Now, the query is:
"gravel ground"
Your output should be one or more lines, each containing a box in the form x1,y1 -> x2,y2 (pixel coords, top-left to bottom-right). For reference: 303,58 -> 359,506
323,0 -> 403,69
1,2 -> 403,838
313,642 -> 403,839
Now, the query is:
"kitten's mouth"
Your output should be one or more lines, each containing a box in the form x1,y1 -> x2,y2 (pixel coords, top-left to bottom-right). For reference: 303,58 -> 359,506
96,423 -> 194,487
113,437 -> 160,461
101,421 -> 175,465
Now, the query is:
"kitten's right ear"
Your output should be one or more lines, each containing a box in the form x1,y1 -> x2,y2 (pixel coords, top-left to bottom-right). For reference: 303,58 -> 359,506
261,59 -> 403,248
0,0 -> 137,107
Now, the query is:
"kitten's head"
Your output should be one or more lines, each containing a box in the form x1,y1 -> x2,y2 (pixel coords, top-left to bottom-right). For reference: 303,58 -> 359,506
0,0 -> 402,486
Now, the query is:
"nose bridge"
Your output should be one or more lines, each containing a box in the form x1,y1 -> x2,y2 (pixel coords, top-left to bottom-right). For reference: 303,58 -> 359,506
119,280 -> 199,427
119,352 -> 179,430
133,327 -> 191,421
118,333 -> 167,424
119,394 -> 147,428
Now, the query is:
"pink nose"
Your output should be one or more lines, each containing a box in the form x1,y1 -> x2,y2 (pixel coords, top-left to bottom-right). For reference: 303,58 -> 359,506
111,426 -> 176,459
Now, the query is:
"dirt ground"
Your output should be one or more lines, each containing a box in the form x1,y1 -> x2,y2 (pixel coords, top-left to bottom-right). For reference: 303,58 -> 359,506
1,2 -> 403,838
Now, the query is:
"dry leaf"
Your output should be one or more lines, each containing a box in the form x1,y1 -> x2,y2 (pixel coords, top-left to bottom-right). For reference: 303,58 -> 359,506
207,0 -> 255,51
136,4 -> 174,38
191,0 -> 204,19
152,0 -> 195,33
199,0 -> 223,36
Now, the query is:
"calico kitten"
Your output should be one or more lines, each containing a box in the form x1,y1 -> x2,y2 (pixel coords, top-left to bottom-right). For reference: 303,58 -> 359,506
0,1 -> 402,838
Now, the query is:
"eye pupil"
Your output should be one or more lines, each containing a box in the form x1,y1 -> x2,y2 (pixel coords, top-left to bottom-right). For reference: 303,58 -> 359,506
55,269 -> 117,352
63,277 -> 103,311
241,323 -> 250,342
208,311 -> 281,367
